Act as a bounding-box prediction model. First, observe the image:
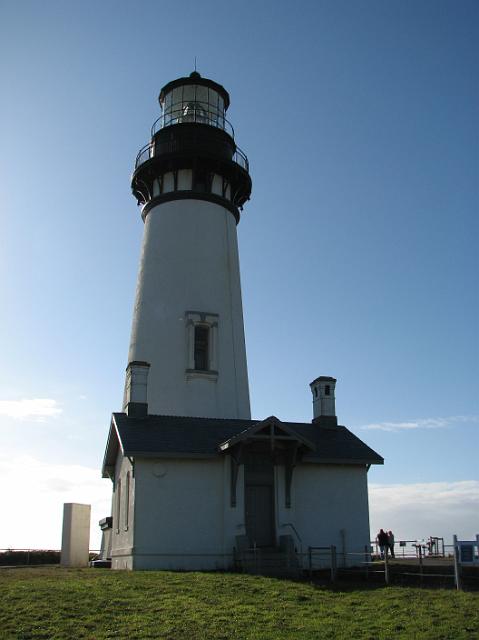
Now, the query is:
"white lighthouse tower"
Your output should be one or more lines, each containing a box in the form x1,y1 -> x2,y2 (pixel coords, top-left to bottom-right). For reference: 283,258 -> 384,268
100,71 -> 383,572
125,71 -> 252,420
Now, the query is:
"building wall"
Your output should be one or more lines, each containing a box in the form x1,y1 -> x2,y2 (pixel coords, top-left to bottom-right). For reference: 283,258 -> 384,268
110,455 -> 135,570
130,456 -> 246,570
127,199 -> 250,420
280,464 -> 371,566
110,452 -> 371,570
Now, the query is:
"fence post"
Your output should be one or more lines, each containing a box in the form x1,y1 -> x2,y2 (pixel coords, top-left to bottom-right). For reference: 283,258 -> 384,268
418,544 -> 423,584
384,548 -> 390,585
340,529 -> 346,568
453,543 -> 462,591
330,545 -> 337,583
308,547 -> 312,579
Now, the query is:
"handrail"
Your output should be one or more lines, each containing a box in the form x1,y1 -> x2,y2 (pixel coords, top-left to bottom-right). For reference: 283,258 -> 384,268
282,522 -> 303,559
151,104 -> 235,139
134,140 -> 249,173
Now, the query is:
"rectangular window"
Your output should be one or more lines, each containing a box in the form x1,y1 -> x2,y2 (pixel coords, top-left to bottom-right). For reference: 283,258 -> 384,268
194,326 -> 209,371
124,473 -> 130,531
116,479 -> 121,534
325,385 -> 330,396
185,311 -> 218,379
193,169 -> 211,193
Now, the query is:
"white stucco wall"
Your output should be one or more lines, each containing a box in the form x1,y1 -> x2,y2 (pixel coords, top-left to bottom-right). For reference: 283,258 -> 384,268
127,456 -> 245,571
110,455 -> 135,570
280,464 -> 371,567
110,451 -> 371,571
127,199 -> 250,419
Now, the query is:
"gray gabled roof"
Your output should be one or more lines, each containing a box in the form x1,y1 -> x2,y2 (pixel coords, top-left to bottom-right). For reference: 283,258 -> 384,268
102,413 -> 383,477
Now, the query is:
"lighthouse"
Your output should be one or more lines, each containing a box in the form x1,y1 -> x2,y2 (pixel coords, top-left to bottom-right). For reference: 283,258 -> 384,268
124,71 -> 252,420
100,71 -> 383,572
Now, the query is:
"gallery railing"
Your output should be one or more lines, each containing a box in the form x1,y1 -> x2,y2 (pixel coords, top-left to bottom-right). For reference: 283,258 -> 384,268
151,105 -> 235,139
134,140 -> 249,173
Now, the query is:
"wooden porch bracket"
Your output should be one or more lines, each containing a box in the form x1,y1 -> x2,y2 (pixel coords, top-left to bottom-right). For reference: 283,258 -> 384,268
230,444 -> 243,507
285,442 -> 299,508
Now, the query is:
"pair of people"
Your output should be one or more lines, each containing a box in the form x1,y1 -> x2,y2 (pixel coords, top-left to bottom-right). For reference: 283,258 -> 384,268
377,529 -> 395,559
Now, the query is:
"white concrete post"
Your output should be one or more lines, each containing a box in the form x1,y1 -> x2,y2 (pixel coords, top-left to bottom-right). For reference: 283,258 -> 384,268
60,503 -> 91,567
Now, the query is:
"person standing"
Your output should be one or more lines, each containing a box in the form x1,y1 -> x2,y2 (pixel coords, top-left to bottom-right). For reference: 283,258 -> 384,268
377,529 -> 389,559
388,530 -> 395,558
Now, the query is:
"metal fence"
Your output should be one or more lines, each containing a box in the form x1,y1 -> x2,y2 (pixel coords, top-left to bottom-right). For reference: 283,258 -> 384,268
2,545 -> 478,590
0,549 -> 100,567
307,544 -> 479,591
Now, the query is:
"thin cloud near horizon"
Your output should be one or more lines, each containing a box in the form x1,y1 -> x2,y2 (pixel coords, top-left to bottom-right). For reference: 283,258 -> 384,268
360,415 -> 479,432
369,480 -> 479,542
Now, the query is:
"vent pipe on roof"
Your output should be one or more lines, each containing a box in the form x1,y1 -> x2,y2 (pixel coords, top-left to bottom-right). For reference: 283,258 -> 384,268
123,361 -> 150,417
310,376 -> 337,426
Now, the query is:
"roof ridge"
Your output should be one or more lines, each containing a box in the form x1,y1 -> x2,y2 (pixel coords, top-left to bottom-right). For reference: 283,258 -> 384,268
113,412 -> 353,429
113,412 -> 255,423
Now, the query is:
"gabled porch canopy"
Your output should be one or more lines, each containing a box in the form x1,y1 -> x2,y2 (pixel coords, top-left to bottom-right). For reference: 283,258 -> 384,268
218,416 -> 316,508
218,415 -> 316,454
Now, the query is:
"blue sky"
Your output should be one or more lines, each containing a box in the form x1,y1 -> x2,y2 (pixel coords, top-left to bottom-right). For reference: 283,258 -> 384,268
0,0 -> 477,548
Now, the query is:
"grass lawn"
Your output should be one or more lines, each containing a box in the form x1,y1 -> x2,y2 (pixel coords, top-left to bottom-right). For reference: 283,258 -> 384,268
0,567 -> 478,639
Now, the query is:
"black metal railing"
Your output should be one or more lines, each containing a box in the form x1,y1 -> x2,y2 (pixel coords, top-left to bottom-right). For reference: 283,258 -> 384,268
151,104 -> 235,138
134,140 -> 249,173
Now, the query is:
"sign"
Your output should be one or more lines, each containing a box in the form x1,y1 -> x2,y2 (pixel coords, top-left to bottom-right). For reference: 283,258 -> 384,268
454,535 -> 479,565
459,544 -> 474,563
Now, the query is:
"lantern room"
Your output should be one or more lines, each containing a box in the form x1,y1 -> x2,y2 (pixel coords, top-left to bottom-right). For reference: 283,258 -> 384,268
158,71 -> 230,134
131,71 -> 251,217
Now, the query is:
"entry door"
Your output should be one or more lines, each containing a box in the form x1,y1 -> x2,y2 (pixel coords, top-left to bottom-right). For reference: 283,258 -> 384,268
245,484 -> 274,547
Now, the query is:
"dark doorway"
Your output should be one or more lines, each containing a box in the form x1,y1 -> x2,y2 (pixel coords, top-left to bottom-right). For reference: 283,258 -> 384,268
244,451 -> 275,547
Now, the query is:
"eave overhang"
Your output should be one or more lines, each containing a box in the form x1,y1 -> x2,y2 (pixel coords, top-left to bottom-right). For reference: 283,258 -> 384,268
301,456 -> 384,466
101,415 -> 124,478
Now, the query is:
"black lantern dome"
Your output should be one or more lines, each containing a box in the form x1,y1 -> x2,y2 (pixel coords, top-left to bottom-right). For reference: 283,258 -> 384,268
131,72 -> 251,223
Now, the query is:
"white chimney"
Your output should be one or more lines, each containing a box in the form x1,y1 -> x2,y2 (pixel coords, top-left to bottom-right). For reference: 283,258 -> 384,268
123,361 -> 150,416
310,376 -> 337,424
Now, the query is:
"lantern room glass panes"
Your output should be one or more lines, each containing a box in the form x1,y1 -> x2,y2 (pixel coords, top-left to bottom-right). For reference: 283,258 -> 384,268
162,84 -> 227,133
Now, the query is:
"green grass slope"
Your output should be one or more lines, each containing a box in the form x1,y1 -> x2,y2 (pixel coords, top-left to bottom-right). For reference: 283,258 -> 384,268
0,568 -> 478,639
